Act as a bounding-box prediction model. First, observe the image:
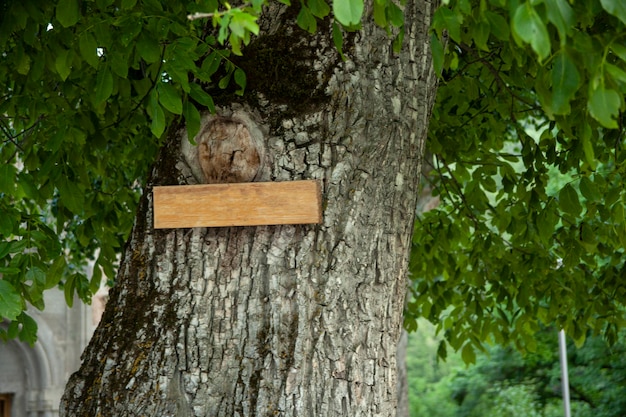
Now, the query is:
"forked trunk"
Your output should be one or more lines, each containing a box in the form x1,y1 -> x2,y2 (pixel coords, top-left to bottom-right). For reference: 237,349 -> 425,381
61,1 -> 438,415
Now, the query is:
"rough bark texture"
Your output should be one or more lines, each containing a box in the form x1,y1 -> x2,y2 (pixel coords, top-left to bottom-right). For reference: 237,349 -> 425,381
395,330 -> 410,417
61,1 -> 438,415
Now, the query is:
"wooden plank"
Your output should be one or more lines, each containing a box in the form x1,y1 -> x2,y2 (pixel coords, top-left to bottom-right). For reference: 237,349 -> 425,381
153,180 -> 322,229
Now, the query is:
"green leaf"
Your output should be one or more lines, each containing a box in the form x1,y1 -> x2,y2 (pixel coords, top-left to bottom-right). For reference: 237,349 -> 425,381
579,176 -> 601,202
433,7 -> 461,43
333,0 -> 363,26
17,50 -> 31,75
588,86 -> 621,128
309,0 -> 330,18
7,320 -> 19,339
157,82 -> 183,115
332,21 -> 346,61
545,0 -> 574,42
472,20 -> 491,51
297,4 -> 317,33
0,164 -> 17,194
610,43 -> 626,63
0,215 -> 13,236
190,83 -> 215,109
581,125 -> 596,170
183,101 -> 201,143
537,201 -> 558,244
64,274 -> 76,308
56,0 -> 79,28
558,183 -> 582,217
0,242 -> 10,259
79,32 -> 100,69
17,313 -> 38,346
392,26 -> 404,53
121,0 -> 137,9
485,11 -> 509,41
461,343 -> 477,364
385,2 -> 403,27
372,0 -> 387,27
46,257 -> 66,289
0,280 -> 22,321
600,0 -> 626,25
551,51 -> 580,114
218,72 -> 232,89
94,66 -> 114,105
605,63 -> 626,85
218,14 -> 231,44
229,9 -> 260,37
200,51 -> 222,81
149,90 -> 166,137
431,33 -> 444,76
57,176 -> 85,215
26,266 -> 46,287
109,51 -> 130,78
136,34 -> 162,63
90,262 -> 102,293
234,68 -> 246,96
55,49 -> 72,81
512,3 -> 551,61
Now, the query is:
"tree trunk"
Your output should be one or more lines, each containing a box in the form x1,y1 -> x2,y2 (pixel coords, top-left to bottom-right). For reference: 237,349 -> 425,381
396,330 -> 410,417
60,1 -> 438,415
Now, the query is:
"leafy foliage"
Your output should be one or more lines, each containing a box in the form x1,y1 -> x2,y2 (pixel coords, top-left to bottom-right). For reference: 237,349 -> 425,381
408,0 -> 626,357
407,324 -> 626,417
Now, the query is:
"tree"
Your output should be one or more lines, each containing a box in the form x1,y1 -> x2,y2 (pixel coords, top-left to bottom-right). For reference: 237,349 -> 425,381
2,0 -> 438,415
2,0 -> 626,415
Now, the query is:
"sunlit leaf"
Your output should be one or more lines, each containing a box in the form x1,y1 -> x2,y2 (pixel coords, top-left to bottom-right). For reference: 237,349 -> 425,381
333,0 -> 363,26
513,3 -> 551,60
56,0 -> 79,27
588,86 -> 621,128
55,49 -> 72,81
0,281 -> 22,321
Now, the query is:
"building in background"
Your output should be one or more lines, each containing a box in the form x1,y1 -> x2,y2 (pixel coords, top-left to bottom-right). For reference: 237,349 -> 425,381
0,284 -> 107,417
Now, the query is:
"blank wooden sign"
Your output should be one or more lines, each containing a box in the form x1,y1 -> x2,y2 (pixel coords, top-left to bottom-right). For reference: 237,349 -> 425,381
153,180 -> 322,229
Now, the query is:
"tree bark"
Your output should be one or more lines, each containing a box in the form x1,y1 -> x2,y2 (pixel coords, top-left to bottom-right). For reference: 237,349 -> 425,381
60,1 -> 438,415
396,330 -> 410,417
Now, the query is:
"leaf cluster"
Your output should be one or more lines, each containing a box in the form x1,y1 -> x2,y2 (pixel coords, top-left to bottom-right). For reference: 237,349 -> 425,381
408,0 -> 626,359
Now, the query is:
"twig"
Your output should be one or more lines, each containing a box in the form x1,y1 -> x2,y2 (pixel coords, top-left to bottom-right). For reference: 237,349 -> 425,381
187,12 -> 217,21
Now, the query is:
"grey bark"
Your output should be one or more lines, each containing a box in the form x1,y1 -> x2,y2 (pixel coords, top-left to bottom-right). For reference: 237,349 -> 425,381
60,1 -> 438,416
396,330 -> 410,417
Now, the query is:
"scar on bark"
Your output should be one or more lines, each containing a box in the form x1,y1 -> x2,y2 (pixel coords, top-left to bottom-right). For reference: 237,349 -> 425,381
197,116 -> 264,184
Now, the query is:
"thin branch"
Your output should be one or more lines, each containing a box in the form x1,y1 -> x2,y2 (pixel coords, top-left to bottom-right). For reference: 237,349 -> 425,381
436,153 -> 481,230
187,12 -> 218,20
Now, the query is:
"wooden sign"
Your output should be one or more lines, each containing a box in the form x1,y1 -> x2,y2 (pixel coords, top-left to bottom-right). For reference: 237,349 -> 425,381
153,180 -> 322,229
